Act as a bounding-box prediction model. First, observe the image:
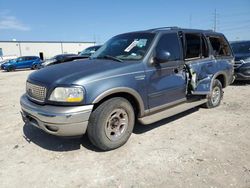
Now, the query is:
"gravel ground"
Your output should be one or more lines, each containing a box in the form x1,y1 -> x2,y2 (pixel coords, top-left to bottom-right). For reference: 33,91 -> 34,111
0,70 -> 250,188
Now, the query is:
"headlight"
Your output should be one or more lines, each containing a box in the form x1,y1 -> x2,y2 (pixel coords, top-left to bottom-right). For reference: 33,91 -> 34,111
49,87 -> 84,102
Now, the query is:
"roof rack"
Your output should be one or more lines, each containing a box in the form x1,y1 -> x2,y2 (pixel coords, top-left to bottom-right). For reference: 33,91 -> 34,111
147,26 -> 180,31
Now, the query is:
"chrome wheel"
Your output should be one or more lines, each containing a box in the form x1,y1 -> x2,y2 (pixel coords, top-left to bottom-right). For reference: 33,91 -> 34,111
211,86 -> 221,106
105,108 -> 129,141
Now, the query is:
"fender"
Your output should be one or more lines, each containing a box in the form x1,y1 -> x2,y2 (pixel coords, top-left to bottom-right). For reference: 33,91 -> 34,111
93,87 -> 145,117
210,71 -> 228,89
192,71 -> 227,95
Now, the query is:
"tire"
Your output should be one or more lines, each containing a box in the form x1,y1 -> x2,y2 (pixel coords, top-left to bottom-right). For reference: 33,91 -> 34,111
87,97 -> 135,151
31,64 -> 37,70
203,79 -> 223,108
7,66 -> 14,72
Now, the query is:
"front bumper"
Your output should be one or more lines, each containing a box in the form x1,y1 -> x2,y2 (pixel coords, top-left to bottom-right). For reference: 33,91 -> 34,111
234,63 -> 250,81
20,94 -> 93,136
235,72 -> 250,80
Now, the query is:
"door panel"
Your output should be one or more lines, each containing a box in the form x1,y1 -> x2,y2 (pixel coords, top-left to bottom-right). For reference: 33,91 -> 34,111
146,62 -> 187,109
16,61 -> 25,68
146,33 -> 187,110
186,58 -> 216,95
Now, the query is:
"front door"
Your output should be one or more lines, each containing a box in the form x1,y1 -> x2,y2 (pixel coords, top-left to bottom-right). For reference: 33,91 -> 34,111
145,33 -> 187,110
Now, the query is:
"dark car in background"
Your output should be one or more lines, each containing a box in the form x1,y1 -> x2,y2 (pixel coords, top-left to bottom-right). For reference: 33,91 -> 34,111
231,41 -> 250,80
1,56 -> 41,71
41,54 -> 77,67
41,45 -> 102,68
78,45 -> 101,57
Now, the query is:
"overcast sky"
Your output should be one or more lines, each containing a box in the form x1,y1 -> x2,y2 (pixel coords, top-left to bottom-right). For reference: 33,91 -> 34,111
0,0 -> 249,43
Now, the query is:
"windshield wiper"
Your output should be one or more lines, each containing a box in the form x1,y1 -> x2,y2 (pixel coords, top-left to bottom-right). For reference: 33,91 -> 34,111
96,55 -> 123,62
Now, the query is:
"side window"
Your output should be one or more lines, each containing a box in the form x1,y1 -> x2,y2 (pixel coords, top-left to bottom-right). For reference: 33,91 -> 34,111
208,36 -> 232,57
24,57 -> 32,61
185,33 -> 209,60
156,33 -> 181,61
185,34 -> 200,59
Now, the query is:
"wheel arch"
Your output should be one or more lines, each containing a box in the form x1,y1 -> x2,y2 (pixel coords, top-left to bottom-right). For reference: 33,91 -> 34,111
92,87 -> 145,117
212,72 -> 227,88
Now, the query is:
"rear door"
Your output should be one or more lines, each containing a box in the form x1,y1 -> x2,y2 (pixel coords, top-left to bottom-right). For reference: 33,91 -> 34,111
25,57 -> 36,68
183,33 -> 215,95
145,32 -> 187,110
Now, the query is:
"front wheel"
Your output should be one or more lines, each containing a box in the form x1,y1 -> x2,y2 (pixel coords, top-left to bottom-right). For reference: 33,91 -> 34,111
87,97 -> 135,151
7,66 -> 15,72
31,64 -> 37,70
203,79 -> 223,108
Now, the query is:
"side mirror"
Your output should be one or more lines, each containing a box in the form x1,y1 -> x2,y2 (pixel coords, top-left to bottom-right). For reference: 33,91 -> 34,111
155,50 -> 171,63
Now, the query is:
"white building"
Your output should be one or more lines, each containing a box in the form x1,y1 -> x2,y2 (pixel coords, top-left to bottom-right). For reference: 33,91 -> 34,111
0,41 -> 95,60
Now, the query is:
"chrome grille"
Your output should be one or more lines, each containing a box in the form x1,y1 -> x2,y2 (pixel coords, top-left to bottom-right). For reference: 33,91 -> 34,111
26,82 -> 46,102
234,60 -> 243,69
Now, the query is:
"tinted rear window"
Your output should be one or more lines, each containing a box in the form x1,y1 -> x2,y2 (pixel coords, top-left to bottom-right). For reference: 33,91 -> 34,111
208,36 -> 232,57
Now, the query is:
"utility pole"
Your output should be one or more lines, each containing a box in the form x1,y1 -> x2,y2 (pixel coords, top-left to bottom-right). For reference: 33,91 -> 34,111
189,14 -> 192,28
213,9 -> 217,32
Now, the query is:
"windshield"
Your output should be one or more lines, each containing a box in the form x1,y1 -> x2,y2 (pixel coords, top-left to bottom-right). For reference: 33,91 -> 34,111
231,41 -> 250,54
92,33 -> 155,61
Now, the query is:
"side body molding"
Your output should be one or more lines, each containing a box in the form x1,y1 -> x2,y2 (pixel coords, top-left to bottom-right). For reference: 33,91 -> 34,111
93,87 -> 145,117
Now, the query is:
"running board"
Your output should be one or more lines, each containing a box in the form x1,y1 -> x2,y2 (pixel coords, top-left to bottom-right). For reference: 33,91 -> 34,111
138,99 -> 207,125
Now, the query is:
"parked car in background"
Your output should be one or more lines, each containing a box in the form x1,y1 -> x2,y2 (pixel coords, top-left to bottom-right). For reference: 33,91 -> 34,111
78,45 -> 102,57
0,55 -> 18,62
20,27 -> 234,150
1,56 -> 41,71
40,46 -> 102,68
0,59 -> 13,66
41,54 -> 77,67
41,53 -> 87,67
230,41 -> 250,80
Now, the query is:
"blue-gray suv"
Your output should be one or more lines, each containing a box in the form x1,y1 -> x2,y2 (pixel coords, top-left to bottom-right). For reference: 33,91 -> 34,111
20,27 -> 234,150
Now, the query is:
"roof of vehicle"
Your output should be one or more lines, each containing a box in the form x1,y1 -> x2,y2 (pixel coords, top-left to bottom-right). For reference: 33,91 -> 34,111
54,54 -> 76,58
18,56 -> 40,59
18,56 -> 38,58
85,45 -> 102,49
124,26 -> 224,36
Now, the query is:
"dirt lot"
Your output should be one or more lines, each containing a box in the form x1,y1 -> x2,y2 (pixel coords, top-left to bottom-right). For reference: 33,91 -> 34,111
0,70 -> 250,188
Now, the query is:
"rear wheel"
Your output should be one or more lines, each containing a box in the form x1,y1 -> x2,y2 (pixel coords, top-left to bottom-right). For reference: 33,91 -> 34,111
203,79 -> 223,108
87,97 -> 135,151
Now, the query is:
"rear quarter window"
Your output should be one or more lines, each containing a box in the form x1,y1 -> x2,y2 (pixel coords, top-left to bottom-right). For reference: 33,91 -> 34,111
208,35 -> 232,57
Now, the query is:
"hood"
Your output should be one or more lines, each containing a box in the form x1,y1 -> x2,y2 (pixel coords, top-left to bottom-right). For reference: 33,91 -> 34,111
28,59 -> 141,86
234,53 -> 250,61
1,61 -> 12,66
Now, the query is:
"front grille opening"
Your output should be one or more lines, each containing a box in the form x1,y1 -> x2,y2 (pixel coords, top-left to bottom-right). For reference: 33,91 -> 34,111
234,61 -> 243,69
26,82 -> 47,102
